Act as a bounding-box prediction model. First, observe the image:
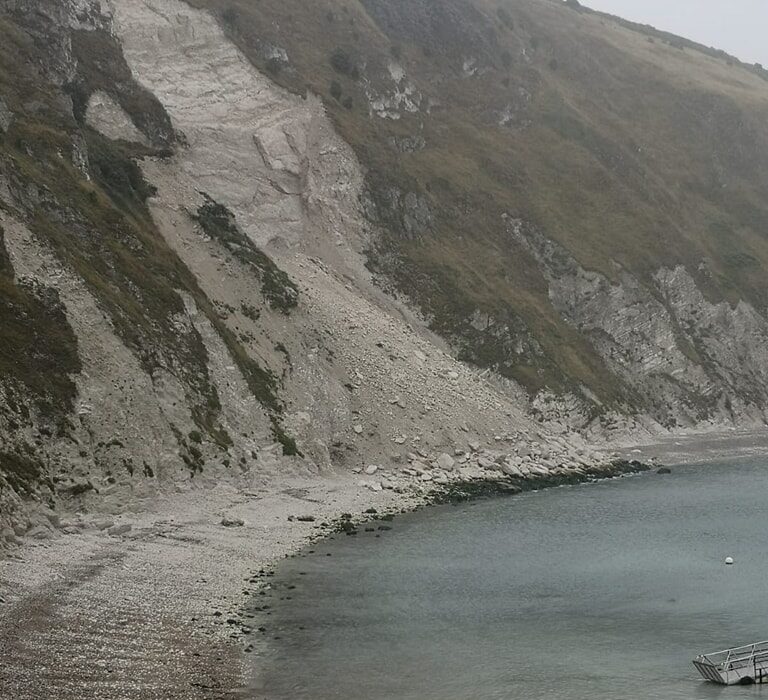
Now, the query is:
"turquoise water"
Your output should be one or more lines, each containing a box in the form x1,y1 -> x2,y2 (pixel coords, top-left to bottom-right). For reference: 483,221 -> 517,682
250,460 -> 768,699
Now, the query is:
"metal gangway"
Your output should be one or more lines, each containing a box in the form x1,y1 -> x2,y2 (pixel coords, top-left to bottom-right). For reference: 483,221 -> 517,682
694,641 -> 768,685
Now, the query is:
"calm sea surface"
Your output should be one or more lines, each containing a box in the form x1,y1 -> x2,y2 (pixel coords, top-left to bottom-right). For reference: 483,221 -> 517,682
250,459 -> 768,699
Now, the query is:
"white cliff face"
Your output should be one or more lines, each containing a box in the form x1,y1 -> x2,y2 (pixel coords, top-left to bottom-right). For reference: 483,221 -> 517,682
70,0 -> 592,482
107,0 -> 311,249
509,217 -> 768,431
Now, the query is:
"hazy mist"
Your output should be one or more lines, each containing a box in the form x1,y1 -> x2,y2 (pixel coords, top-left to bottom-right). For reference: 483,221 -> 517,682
583,0 -> 768,66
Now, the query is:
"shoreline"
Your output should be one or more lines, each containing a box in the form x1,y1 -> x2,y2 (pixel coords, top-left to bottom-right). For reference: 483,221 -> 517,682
0,459 -> 645,699
3,429 -> 768,699
613,426 -> 768,466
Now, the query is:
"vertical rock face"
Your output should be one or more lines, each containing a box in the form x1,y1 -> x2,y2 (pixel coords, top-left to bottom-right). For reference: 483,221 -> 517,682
510,218 -> 768,429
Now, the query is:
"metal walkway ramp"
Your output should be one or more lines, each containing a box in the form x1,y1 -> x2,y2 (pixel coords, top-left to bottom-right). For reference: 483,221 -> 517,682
694,641 -> 768,685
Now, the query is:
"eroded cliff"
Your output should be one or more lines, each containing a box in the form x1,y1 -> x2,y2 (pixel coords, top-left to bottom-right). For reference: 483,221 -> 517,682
3,0 -> 768,542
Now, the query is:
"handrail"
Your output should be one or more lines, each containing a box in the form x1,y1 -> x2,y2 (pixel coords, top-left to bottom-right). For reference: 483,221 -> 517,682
698,642 -> 768,673
698,641 -> 768,659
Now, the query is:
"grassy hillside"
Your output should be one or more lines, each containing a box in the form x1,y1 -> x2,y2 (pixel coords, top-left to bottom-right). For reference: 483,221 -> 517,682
189,0 -> 768,410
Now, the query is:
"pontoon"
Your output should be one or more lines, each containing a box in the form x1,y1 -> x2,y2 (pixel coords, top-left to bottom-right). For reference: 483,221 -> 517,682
693,641 -> 768,685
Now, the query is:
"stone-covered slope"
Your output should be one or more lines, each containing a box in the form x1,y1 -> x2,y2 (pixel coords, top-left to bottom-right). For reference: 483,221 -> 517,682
188,0 -> 768,431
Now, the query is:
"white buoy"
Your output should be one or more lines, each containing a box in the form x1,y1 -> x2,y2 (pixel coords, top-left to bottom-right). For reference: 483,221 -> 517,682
725,557 -> 734,565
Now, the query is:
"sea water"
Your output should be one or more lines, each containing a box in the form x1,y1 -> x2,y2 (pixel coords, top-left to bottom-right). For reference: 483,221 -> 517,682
251,459 -> 768,699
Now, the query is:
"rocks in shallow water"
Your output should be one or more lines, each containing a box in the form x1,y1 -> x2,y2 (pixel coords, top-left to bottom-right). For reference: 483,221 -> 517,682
221,517 -> 245,527
657,467 -> 672,475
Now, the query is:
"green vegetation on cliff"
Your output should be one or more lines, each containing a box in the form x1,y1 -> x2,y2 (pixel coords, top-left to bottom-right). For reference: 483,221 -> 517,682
0,9 -> 296,458
190,0 -> 768,411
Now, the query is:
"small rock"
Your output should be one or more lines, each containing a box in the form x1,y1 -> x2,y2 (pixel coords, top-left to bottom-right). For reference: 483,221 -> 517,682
1,528 -> 19,545
108,524 -> 132,537
447,371 -> 459,380
436,453 -> 455,471
0,97 -> 12,133
365,464 -> 379,475
502,463 -> 524,478
393,436 -> 406,444
26,525 -> 52,540
468,440 -> 481,452
221,517 -> 245,527
296,515 -> 316,522
93,520 -> 115,531
353,425 -> 363,435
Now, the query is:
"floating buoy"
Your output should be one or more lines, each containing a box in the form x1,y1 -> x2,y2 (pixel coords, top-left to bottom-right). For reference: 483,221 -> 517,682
725,557 -> 734,565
